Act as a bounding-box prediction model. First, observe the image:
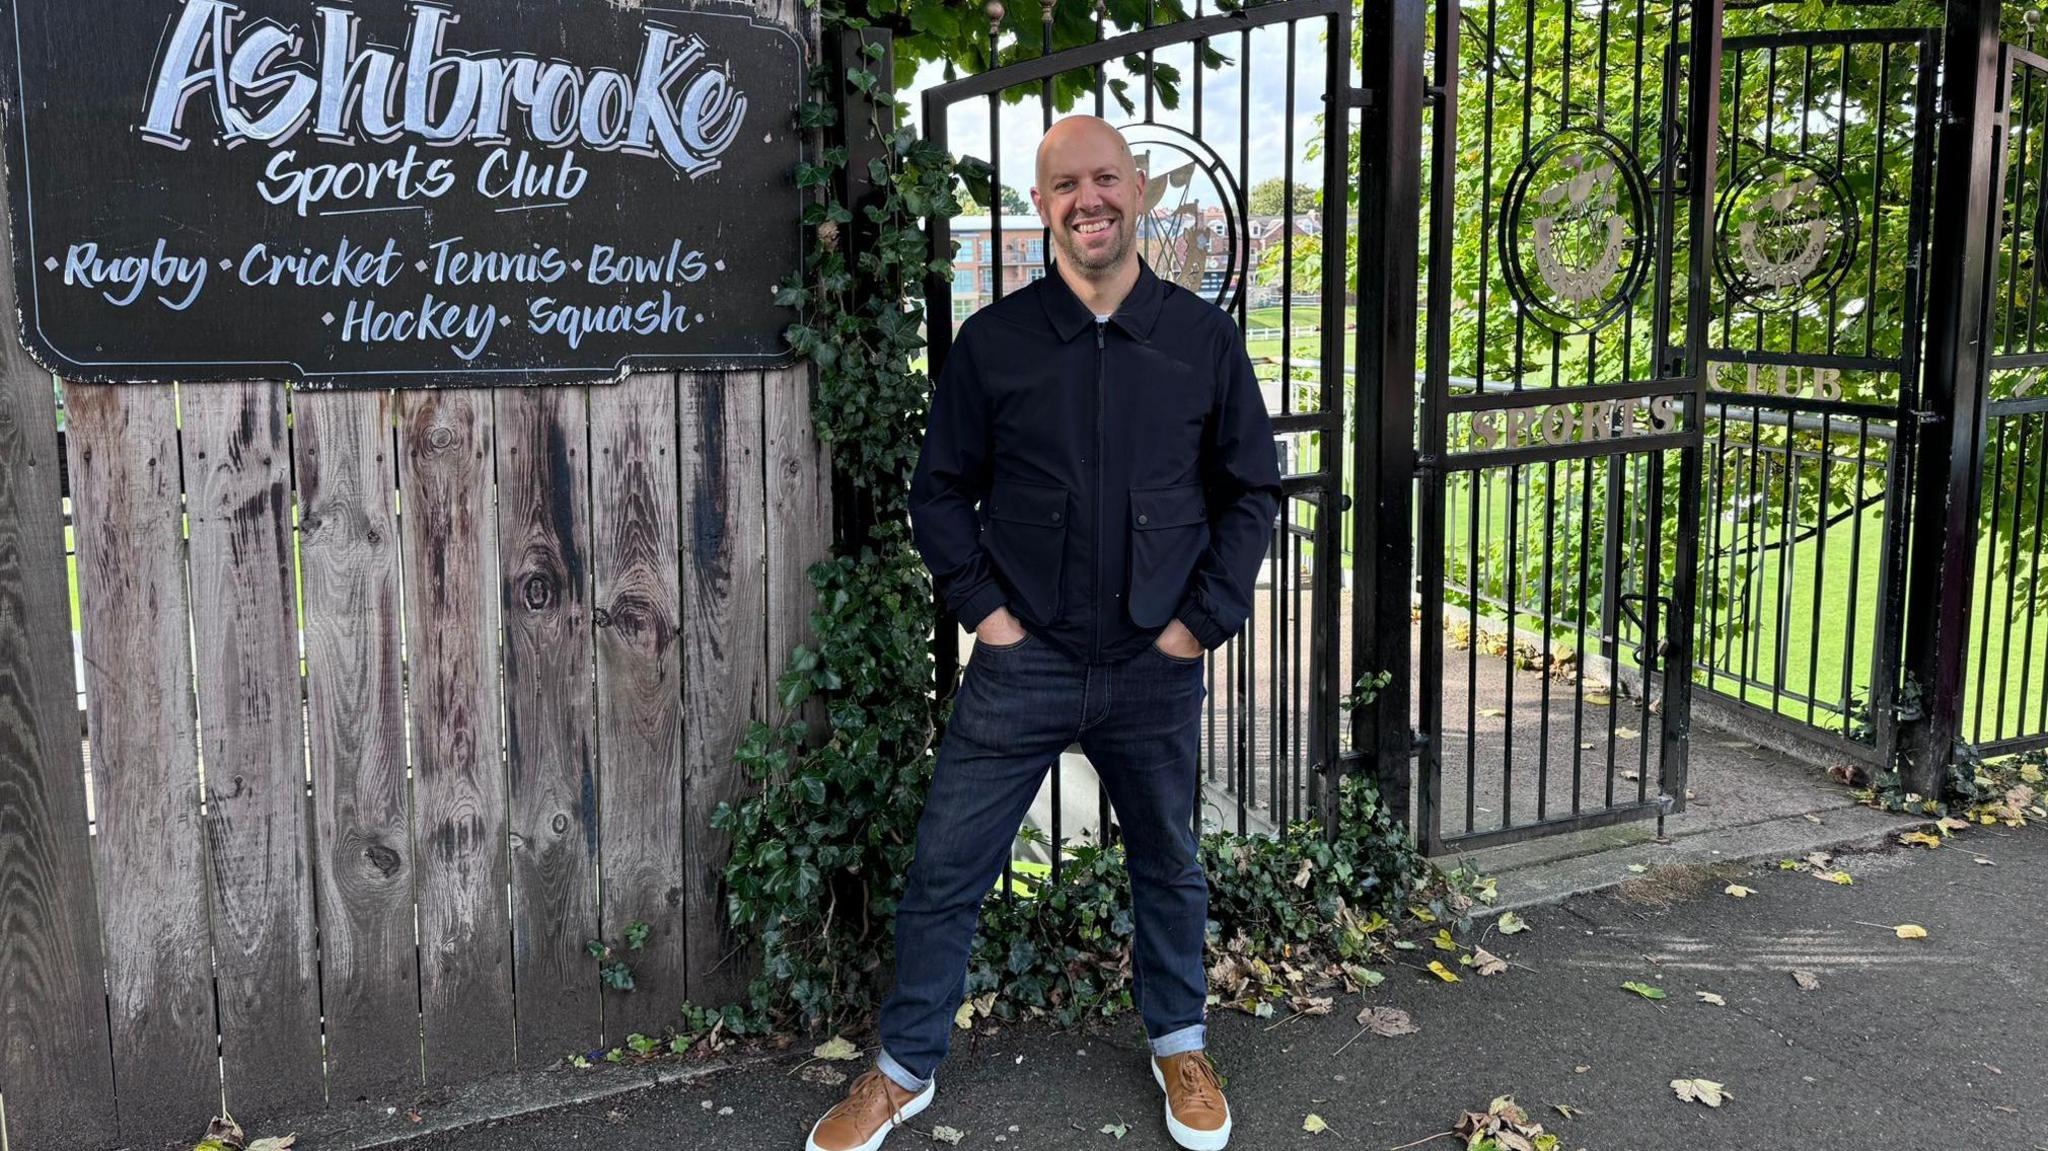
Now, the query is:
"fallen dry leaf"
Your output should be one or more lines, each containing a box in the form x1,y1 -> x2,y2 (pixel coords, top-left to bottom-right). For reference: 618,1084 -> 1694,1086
1791,969 -> 1820,991
812,1036 -> 861,1061
1553,1102 -> 1582,1119
1671,1078 -> 1728,1107
931,1125 -> 966,1145
246,1140 -> 296,1151
799,1064 -> 848,1087
1302,1113 -> 1331,1134
1895,924 -> 1929,940
1427,960 -> 1461,983
1615,726 -> 1641,739
1434,929 -> 1462,952
1356,1005 -> 1420,1037
1497,911 -> 1531,934
1468,947 -> 1509,976
1627,863 -> 1650,874
1815,870 -> 1855,886
1696,991 -> 1726,1006
1724,884 -> 1756,898
1899,830 -> 1943,849
1585,691 -> 1614,706
1622,980 -> 1667,1000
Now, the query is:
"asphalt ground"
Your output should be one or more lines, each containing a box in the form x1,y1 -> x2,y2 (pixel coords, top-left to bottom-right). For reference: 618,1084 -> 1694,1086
358,822 -> 2046,1151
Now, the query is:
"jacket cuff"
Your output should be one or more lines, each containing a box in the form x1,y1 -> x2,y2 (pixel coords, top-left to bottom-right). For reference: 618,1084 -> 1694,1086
953,582 -> 1009,635
1175,599 -> 1231,652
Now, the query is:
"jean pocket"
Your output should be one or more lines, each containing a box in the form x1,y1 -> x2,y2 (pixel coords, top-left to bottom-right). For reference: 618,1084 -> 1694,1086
983,479 -> 1069,626
1148,641 -> 1205,667
1128,483 -> 1210,628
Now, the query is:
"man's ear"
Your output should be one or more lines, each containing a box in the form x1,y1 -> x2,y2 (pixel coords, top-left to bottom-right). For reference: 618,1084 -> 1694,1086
1030,186 -> 1048,223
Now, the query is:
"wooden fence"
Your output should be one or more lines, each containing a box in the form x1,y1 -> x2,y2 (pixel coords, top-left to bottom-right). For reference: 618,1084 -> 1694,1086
0,9 -> 825,1135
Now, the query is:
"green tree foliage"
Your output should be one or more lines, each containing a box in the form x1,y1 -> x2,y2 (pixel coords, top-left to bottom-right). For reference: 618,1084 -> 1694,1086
1249,177 -> 1319,216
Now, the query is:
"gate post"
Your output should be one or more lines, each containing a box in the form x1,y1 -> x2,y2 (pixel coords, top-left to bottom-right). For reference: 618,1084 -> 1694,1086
1350,0 -> 1428,827
1902,0 -> 2002,796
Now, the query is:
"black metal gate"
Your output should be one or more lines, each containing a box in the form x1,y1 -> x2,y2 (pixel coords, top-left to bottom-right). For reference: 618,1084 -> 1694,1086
1693,29 -> 1937,770
920,0 -> 1358,873
1404,0 -> 1723,852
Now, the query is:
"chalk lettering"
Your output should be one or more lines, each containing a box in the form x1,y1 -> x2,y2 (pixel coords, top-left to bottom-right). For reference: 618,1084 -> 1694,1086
428,237 -> 571,286
529,292 -> 697,349
587,240 -> 709,286
239,237 -> 405,289
257,146 -> 458,217
342,294 -> 501,361
142,0 -> 751,177
61,240 -> 208,310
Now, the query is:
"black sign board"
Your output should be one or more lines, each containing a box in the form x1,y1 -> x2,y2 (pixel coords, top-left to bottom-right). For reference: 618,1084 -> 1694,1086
0,0 -> 804,386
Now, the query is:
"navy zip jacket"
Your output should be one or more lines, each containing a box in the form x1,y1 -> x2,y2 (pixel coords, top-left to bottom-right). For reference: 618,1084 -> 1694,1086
910,259 -> 1283,665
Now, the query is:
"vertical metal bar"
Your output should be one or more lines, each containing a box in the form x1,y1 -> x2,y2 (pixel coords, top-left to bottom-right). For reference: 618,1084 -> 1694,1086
1974,413 -> 2007,741
923,89 -> 963,707
1416,0 -> 1456,848
1808,418 -> 1830,724
1842,418 -> 1870,737
2022,411 -> 2048,738
1998,415 -> 2030,740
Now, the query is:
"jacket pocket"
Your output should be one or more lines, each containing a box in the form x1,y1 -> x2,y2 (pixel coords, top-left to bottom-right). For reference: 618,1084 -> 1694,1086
1127,483 -> 1210,628
983,479 -> 1069,626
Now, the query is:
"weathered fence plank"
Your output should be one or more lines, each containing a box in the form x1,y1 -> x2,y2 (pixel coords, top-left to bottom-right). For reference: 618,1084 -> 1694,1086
182,382 -> 324,1115
397,392 -> 513,1083
0,361 -> 114,1146
64,382 -> 218,1138
765,366 -> 830,736
495,388 -> 601,1064
591,373 -> 688,1039
680,372 -> 768,1007
294,390 -> 421,1101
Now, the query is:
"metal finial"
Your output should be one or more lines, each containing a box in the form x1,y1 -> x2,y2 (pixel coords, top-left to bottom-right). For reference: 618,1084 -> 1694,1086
2029,8 -> 2041,29
1041,0 -> 1056,24
985,0 -> 1005,28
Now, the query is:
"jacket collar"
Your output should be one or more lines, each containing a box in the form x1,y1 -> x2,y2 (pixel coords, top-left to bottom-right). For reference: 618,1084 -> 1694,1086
1038,256 -> 1169,343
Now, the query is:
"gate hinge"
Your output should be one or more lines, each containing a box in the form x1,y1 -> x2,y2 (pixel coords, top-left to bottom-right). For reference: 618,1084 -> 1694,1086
1338,88 -> 1376,109
1423,84 -> 1445,107
1414,453 -> 1442,477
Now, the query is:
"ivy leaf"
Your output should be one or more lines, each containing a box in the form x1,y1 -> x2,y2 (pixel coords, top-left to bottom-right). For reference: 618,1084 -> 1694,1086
1622,981 -> 1666,1000
1100,1120 -> 1130,1140
1496,911 -> 1531,935
1303,1113 -> 1331,1134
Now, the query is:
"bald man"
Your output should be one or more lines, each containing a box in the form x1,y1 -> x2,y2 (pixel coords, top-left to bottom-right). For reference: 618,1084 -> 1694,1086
806,116 -> 1280,1151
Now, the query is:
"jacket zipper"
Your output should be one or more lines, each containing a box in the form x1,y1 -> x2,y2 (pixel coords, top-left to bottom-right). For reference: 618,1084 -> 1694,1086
1092,319 -> 1105,663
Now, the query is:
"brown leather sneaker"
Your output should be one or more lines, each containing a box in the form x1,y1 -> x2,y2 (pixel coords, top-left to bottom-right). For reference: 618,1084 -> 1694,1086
1151,1051 -> 1232,1150
805,1067 -> 936,1151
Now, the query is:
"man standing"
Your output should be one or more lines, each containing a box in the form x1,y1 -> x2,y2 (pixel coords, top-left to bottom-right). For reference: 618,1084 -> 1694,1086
806,115 -> 1281,1151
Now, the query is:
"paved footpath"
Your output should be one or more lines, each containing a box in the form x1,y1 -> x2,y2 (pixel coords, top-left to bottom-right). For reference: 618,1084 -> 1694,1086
384,825 -> 2046,1151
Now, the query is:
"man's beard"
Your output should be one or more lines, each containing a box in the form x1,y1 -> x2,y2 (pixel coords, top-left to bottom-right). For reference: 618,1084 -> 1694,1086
1056,214 -> 1133,273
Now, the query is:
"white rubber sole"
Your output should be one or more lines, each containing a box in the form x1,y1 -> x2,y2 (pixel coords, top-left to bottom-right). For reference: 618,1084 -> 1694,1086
805,1077 -> 935,1151
1152,1059 -> 1232,1150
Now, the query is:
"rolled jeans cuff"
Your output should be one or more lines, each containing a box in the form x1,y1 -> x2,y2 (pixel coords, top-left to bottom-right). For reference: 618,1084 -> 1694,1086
1149,1023 -> 1207,1059
878,1047 -> 930,1093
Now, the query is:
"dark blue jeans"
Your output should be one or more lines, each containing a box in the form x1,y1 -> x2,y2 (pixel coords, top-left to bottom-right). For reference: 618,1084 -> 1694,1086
876,632 -> 1210,1092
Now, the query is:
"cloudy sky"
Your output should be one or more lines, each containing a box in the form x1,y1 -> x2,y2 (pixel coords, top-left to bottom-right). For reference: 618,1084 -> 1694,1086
900,17 -> 1346,221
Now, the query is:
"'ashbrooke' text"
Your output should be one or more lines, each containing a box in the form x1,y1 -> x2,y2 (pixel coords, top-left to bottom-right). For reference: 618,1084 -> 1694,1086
141,0 -> 749,177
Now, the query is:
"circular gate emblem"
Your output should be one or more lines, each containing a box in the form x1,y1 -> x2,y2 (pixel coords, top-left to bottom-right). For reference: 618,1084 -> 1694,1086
1714,152 -> 1858,312
1118,123 -> 1246,313
1499,128 -> 1654,335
